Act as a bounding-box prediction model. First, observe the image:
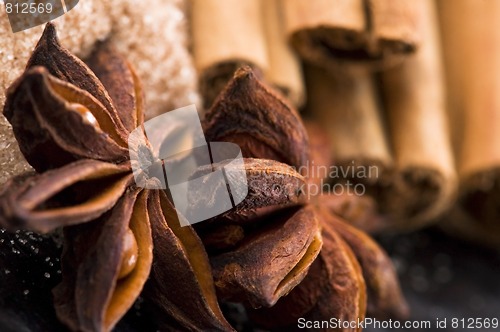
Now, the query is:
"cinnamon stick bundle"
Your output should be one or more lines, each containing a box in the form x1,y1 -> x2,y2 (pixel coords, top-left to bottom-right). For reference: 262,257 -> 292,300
438,0 -> 500,247
381,0 -> 456,230
305,0 -> 455,232
282,0 -> 423,69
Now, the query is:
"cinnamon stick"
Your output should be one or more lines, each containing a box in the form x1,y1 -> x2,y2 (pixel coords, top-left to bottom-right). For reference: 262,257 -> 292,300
305,0 -> 456,232
191,0 -> 267,108
438,0 -> 500,246
367,0 -> 422,59
262,0 -> 305,107
305,65 -> 392,232
305,66 -> 391,169
282,0 -> 422,69
381,0 -> 456,230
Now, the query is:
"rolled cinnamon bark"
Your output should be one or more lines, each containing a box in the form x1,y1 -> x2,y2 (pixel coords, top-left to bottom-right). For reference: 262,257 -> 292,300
306,0 -> 456,232
282,0 -> 422,69
191,0 -> 268,108
305,65 -> 393,232
367,0 -> 422,59
305,66 -> 391,171
381,0 -> 456,230
262,0 -> 305,107
438,0 -> 500,247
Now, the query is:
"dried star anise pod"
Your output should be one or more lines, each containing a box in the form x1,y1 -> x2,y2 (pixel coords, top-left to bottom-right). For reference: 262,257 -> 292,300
247,206 -> 409,331
0,23 -> 232,332
196,67 -> 322,308
201,67 -> 408,329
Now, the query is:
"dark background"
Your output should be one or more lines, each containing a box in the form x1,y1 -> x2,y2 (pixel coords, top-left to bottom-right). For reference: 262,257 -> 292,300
1,226 -> 499,332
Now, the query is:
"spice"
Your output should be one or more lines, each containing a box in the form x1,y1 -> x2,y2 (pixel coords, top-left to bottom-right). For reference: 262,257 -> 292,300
200,69 -> 323,308
203,67 -> 308,170
0,24 -> 407,330
211,205 -> 322,308
305,64 -> 392,231
191,0 -> 304,109
282,0 -> 423,69
321,205 -> 409,320
201,68 -> 407,328
247,205 -> 408,330
262,0 -> 305,107
381,0 -> 456,230
191,0 -> 267,108
439,0 -> 500,247
248,212 -> 367,331
0,23 -> 231,332
305,1 -> 457,233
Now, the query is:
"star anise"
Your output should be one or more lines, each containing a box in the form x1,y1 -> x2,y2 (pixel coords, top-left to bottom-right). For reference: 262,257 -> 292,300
0,23 -> 232,332
201,67 -> 409,329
